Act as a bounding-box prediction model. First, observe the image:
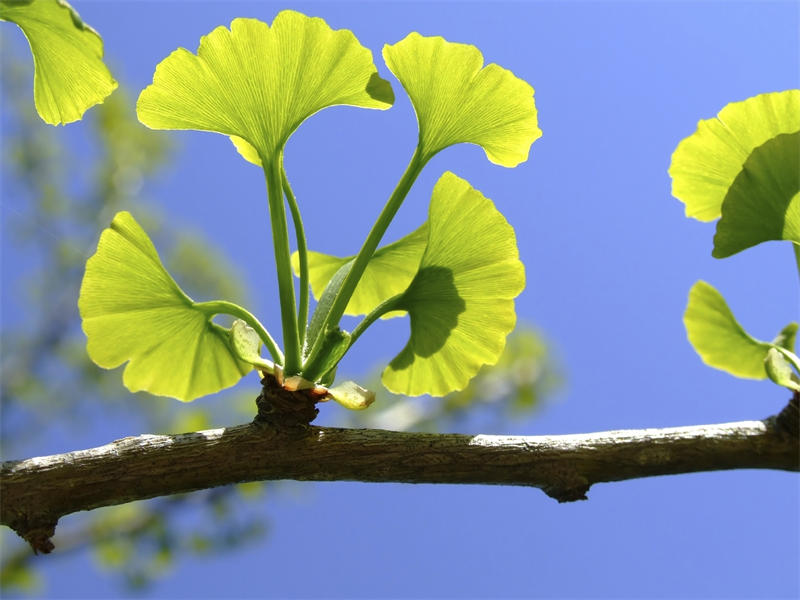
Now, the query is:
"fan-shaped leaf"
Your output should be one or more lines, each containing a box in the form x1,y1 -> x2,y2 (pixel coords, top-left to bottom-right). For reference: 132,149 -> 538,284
293,223 -> 428,318
137,10 -> 393,163
0,0 -> 117,125
383,33 -> 541,167
79,212 -> 252,401
713,131 -> 800,257
669,90 -> 800,222
382,172 -> 525,396
683,280 -> 772,379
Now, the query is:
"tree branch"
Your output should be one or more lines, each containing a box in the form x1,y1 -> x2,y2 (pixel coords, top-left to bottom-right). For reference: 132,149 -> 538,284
3,394 -> 798,555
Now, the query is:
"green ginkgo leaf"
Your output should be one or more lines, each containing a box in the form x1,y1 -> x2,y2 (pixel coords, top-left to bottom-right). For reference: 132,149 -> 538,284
326,381 -> 375,410
383,33 -> 541,167
230,319 -> 275,373
765,348 -> 800,392
713,131 -> 800,257
0,0 -> 117,125
669,90 -> 800,222
79,211 -> 252,402
137,10 -> 393,164
772,322 -> 798,353
683,280 -> 773,379
292,223 -> 428,318
382,172 -> 525,396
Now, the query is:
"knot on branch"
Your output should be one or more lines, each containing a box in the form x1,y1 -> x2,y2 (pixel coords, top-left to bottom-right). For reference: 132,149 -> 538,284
7,516 -> 57,554
775,392 -> 799,438
541,469 -> 590,503
254,374 -> 320,431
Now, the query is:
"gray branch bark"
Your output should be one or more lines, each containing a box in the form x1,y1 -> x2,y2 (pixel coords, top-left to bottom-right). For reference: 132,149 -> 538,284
2,395 -> 798,554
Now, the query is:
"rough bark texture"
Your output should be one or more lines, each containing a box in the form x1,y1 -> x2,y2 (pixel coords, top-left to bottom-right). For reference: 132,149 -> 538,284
2,386 -> 798,554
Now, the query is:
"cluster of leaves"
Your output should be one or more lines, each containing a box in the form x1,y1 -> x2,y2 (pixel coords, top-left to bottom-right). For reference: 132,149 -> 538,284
1,7 -> 559,591
4,3 -> 543,409
670,90 -> 800,391
0,38 -> 272,591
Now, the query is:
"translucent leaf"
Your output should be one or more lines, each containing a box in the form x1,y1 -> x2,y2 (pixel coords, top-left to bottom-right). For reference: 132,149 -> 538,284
0,0 -> 117,125
293,223 -> 428,318
683,280 -> 772,379
669,90 -> 800,222
772,322 -> 798,352
713,131 -> 800,257
383,33 -> 541,167
327,381 -> 375,410
137,10 -> 393,163
382,172 -> 525,396
230,320 -> 274,372
79,212 -> 252,401
765,348 -> 800,392
301,326 -> 350,383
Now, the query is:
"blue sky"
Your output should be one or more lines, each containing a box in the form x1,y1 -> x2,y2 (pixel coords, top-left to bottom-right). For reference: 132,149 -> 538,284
2,1 -> 799,597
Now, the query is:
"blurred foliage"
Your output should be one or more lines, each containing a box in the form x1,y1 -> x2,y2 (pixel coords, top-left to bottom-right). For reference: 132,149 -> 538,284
0,40 -> 560,595
0,41 -> 267,593
345,326 -> 560,433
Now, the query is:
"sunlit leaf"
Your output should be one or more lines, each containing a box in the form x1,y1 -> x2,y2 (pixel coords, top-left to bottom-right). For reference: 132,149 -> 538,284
0,0 -> 117,125
230,320 -> 274,372
772,322 -> 798,352
713,131 -> 800,257
293,223 -> 428,318
669,90 -> 800,222
765,348 -> 800,392
137,10 -> 393,164
382,172 -> 525,396
301,326 -> 350,383
327,380 -> 375,410
683,280 -> 772,379
79,211 -> 251,401
383,32 -> 541,167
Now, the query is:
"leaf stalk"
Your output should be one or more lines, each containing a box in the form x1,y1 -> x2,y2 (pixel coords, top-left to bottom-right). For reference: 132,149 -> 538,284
282,168 -> 309,343
348,293 -> 405,350
194,300 -> 284,364
264,156 -> 301,373
304,148 -> 427,366
794,242 -> 800,286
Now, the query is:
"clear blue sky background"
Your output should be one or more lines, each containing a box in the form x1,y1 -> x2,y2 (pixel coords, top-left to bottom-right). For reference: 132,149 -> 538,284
2,1 -> 799,597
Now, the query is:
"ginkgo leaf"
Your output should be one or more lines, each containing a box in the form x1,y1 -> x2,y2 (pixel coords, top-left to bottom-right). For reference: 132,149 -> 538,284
383,33 -> 541,167
382,172 -> 525,396
137,10 -> 393,164
765,348 -> 800,392
683,280 -> 772,379
713,131 -> 800,257
230,319 -> 275,373
772,322 -> 798,353
669,90 -> 800,222
292,223 -> 428,318
79,211 -> 252,402
0,0 -> 117,125
326,380 -> 375,410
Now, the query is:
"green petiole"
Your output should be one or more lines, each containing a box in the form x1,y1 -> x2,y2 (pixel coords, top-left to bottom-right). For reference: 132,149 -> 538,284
301,147 -> 428,371
282,167 -> 309,344
348,293 -> 405,350
264,154 -> 301,374
194,299 -> 284,364
794,242 -> 800,285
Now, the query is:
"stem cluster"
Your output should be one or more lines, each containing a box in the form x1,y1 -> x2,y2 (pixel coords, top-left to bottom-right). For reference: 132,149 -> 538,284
224,144 -> 433,382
